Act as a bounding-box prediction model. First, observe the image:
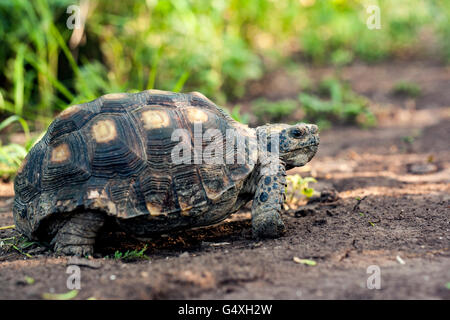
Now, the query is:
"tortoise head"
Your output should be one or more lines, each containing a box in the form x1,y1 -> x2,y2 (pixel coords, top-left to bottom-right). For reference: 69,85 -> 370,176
261,123 -> 319,169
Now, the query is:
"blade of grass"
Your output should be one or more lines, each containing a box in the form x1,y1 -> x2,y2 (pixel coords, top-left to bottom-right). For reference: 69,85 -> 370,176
13,44 -> 25,116
0,115 -> 30,141
147,46 -> 163,90
172,71 -> 190,92
0,237 -> 16,242
0,225 -> 16,231
0,144 -> 27,168
24,53 -> 75,101
49,23 -> 94,99
11,244 -> 32,258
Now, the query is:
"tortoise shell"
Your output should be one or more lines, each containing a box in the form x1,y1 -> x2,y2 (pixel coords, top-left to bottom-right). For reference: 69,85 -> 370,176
13,90 -> 256,239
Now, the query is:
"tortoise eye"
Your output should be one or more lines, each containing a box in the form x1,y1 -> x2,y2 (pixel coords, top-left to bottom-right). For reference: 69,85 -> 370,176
289,128 -> 304,138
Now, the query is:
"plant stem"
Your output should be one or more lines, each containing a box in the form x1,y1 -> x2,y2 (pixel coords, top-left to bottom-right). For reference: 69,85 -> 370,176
0,225 -> 16,231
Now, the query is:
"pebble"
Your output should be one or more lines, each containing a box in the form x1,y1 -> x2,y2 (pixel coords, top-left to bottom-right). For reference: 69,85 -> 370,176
407,163 -> 438,175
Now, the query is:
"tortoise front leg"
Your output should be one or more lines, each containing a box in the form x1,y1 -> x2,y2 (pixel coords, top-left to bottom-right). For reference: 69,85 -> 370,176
251,160 -> 287,238
52,211 -> 105,256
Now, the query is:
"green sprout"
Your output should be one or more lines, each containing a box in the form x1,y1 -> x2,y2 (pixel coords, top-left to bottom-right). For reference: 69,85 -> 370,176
392,81 -> 421,98
108,245 -> 149,262
24,276 -> 35,285
285,174 -> 317,210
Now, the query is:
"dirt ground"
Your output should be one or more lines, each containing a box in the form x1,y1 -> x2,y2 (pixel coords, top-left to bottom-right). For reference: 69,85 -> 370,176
0,59 -> 449,300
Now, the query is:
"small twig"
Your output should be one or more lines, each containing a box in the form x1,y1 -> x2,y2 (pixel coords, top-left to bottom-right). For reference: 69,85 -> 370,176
0,225 -> 16,231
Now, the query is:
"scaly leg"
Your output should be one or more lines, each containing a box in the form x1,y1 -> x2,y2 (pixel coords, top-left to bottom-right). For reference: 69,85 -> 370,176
52,211 -> 105,256
251,157 -> 287,238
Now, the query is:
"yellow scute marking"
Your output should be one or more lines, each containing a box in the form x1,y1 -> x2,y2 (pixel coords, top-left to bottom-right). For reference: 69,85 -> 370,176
103,93 -> 128,100
268,125 -> 288,133
179,201 -> 193,216
88,190 -> 100,199
145,89 -> 171,95
59,105 -> 80,118
51,143 -> 71,163
142,110 -> 170,129
203,185 -> 223,201
186,108 -> 208,123
146,202 -> 164,216
92,119 -> 117,143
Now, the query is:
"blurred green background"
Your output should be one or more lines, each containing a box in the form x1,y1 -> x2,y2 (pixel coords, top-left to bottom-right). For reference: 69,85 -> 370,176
0,0 -> 449,178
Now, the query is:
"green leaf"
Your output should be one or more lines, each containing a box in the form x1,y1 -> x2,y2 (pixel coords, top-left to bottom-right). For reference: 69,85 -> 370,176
42,290 -> 79,300
293,257 -> 317,266
24,276 -> 35,285
302,187 -> 315,198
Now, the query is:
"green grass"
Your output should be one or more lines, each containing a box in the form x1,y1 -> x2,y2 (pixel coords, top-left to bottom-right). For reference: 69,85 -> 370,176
299,78 -> 376,129
108,245 -> 149,262
1,0 -> 447,121
0,115 -> 33,179
252,99 -> 298,124
392,81 -> 422,97
230,105 -> 250,124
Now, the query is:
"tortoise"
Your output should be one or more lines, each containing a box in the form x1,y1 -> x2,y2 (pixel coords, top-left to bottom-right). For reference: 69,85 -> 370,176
13,90 -> 319,256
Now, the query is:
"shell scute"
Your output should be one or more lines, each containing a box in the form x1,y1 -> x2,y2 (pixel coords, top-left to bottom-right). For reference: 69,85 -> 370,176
84,113 -> 147,178
41,131 -> 91,192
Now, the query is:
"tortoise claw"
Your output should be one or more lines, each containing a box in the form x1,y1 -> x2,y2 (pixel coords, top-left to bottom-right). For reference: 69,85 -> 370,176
54,243 -> 94,257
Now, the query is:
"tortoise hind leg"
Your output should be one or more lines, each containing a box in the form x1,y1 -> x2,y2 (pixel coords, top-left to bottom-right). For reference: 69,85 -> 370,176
52,211 -> 105,256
